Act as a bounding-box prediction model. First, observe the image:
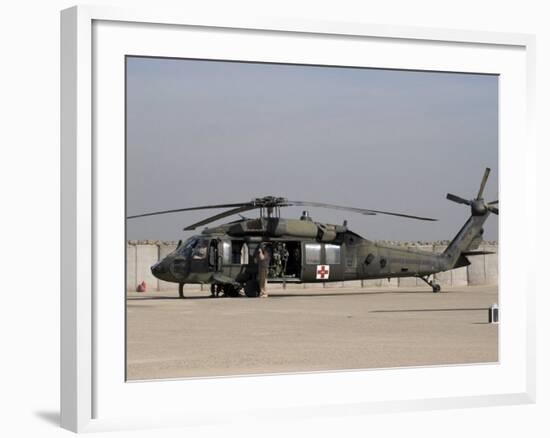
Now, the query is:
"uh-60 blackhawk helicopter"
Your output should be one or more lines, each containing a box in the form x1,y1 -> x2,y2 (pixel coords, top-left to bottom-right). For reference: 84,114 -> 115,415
128,168 -> 498,298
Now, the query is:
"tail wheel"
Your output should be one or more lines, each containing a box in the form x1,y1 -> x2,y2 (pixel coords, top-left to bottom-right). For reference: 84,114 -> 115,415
178,283 -> 185,298
420,275 -> 441,293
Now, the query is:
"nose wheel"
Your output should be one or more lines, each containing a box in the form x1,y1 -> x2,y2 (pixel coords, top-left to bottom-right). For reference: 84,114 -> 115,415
420,275 -> 441,293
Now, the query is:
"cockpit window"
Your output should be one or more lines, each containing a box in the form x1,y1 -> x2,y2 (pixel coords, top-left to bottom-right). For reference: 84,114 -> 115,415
176,237 -> 208,260
192,239 -> 208,260
177,238 -> 196,255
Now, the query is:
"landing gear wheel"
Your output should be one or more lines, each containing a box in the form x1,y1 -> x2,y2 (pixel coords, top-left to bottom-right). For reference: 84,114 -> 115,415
210,284 -> 217,297
419,276 -> 442,293
223,284 -> 240,298
178,283 -> 185,298
244,280 -> 260,298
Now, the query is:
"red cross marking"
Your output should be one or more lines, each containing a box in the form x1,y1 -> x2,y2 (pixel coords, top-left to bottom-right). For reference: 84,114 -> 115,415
317,265 -> 329,279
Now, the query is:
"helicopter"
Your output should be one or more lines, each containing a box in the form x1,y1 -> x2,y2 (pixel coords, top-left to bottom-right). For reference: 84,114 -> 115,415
127,168 -> 498,298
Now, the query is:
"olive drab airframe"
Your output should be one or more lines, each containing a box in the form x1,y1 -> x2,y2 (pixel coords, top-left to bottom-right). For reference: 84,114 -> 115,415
128,168 -> 498,297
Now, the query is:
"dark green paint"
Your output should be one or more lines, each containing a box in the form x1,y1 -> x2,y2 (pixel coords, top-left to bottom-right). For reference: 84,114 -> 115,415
143,169 -> 497,296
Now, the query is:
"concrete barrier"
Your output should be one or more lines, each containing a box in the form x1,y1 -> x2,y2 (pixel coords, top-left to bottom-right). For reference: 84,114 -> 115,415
135,244 -> 159,292
451,267 -> 469,287
268,283 -> 285,290
126,240 -> 499,291
467,253 -> 486,285
398,277 -> 419,288
379,278 -> 399,288
344,280 -> 362,288
158,243 -> 177,291
126,244 -> 137,291
483,244 -> 499,285
362,279 -> 383,288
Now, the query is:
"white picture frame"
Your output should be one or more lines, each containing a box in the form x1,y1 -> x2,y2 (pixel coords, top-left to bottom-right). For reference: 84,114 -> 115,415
60,5 -> 536,433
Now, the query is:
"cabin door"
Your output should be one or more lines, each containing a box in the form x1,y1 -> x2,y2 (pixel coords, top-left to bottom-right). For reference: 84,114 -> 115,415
324,244 -> 344,282
301,243 -> 343,282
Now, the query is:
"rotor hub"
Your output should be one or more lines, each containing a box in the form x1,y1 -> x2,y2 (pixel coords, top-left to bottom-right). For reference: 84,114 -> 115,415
471,199 -> 488,216
251,196 -> 288,207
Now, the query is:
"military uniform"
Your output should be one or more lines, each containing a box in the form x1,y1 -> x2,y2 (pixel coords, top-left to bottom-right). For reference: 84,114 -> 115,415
256,246 -> 271,297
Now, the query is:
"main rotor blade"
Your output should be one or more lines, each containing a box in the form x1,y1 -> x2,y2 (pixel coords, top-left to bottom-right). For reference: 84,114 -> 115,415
446,193 -> 471,206
288,201 -> 437,221
477,167 -> 491,199
127,202 -> 252,219
288,200 -> 375,216
183,205 -> 258,230
488,200 -> 499,205
488,206 -> 499,215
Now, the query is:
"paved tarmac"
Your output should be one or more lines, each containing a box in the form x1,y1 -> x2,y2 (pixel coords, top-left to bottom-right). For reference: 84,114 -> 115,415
126,285 -> 498,381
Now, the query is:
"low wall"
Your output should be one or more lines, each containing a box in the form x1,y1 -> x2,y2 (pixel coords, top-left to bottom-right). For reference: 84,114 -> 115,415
126,240 -> 498,291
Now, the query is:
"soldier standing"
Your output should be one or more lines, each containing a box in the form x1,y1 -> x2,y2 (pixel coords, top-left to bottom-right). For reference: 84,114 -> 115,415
255,243 -> 271,298
272,244 -> 282,277
280,243 -> 289,276
240,242 -> 249,265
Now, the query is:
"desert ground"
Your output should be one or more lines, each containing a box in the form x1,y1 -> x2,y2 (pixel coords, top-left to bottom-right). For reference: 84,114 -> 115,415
126,284 -> 498,380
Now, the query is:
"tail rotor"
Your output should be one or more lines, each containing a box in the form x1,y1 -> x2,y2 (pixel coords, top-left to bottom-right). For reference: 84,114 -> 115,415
446,167 -> 498,216
476,167 -> 491,199
487,200 -> 499,215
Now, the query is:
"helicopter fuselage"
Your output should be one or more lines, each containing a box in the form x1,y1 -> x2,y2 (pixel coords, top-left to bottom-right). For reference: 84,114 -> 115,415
151,217 -> 451,290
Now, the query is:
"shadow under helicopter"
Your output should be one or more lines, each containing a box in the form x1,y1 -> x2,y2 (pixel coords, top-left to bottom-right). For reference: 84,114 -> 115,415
126,289 -> 449,301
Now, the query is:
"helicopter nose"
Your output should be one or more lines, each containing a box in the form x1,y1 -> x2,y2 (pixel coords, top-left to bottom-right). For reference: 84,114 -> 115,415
151,261 -> 167,277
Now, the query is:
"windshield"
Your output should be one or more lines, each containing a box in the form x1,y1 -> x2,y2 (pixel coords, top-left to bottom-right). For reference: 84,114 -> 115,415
176,237 -> 208,260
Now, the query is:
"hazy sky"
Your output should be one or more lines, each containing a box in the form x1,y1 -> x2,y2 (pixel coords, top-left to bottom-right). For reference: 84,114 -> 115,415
126,57 -> 498,242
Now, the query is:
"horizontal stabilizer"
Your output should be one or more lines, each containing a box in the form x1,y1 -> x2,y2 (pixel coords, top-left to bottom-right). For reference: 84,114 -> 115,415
462,250 -> 495,256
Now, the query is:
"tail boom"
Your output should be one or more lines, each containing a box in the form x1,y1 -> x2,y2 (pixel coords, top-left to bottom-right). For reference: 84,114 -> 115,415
440,212 -> 490,270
